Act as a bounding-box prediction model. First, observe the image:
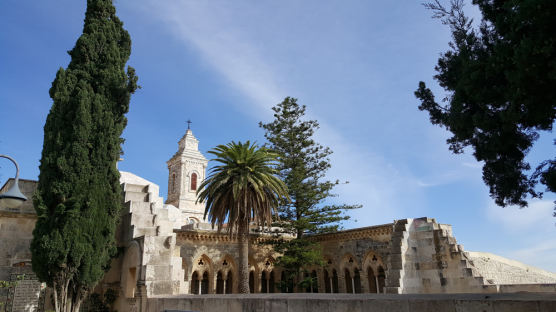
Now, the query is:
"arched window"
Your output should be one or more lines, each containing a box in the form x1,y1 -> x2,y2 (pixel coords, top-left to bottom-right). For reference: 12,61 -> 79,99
201,271 -> 209,294
354,268 -> 362,293
367,267 -> 377,293
345,269 -> 353,293
262,271 -> 268,293
171,173 -> 176,193
269,270 -> 275,293
226,272 -> 233,294
249,271 -> 255,293
191,271 -> 200,294
377,266 -> 386,294
311,270 -> 318,293
324,270 -> 331,293
332,269 -> 339,293
216,271 -> 224,294
191,173 -> 198,191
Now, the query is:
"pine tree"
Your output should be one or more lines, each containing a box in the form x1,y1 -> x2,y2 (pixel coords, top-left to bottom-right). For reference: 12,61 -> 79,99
30,1 -> 137,311
259,97 -> 360,290
415,0 -> 556,209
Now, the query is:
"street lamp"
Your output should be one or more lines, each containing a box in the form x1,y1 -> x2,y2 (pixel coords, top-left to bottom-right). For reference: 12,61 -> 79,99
0,154 -> 27,209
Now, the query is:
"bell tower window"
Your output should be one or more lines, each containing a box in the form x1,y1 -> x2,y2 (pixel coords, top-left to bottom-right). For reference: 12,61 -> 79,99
191,173 -> 198,191
171,173 -> 176,193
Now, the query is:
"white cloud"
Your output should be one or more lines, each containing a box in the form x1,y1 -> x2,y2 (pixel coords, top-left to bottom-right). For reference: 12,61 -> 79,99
130,0 -> 429,225
486,199 -> 554,231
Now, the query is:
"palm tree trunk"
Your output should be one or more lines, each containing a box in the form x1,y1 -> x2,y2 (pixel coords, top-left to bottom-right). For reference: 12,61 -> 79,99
238,218 -> 250,294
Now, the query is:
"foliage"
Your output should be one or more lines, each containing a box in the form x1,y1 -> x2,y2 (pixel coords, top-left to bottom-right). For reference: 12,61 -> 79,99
82,289 -> 117,312
197,141 -> 289,293
260,97 -> 361,289
415,0 -> 556,210
0,275 -> 25,312
30,0 -> 138,311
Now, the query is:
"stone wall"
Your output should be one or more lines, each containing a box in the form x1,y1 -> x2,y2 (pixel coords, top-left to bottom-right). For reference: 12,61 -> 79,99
0,179 -> 37,281
144,293 -> 556,312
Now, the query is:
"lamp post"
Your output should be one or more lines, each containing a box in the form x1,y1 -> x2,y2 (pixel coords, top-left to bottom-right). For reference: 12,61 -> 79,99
0,154 -> 28,209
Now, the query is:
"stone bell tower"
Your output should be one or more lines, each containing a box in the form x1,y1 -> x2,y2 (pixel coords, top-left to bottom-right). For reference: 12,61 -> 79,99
166,126 -> 208,223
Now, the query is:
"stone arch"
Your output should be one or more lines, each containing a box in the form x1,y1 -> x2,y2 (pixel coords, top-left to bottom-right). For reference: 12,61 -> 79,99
191,254 -> 213,294
362,251 -> 386,272
377,265 -> 386,294
121,241 -> 141,299
362,251 -> 386,294
216,254 -> 237,293
248,255 -> 260,293
339,253 -> 360,276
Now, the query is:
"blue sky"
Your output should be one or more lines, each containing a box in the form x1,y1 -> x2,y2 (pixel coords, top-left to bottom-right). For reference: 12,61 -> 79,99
1,0 -> 554,271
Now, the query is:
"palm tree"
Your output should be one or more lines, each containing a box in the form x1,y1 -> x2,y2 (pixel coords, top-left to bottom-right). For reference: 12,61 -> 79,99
197,141 -> 289,293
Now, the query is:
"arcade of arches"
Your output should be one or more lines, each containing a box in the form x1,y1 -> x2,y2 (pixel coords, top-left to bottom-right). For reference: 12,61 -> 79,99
177,225 -> 391,295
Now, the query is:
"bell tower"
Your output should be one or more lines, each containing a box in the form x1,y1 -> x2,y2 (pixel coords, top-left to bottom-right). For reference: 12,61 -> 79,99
166,126 -> 208,223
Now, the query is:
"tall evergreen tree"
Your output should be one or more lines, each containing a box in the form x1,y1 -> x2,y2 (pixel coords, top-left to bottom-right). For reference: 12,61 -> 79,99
259,97 -> 360,290
415,0 -> 556,210
30,1 -> 137,311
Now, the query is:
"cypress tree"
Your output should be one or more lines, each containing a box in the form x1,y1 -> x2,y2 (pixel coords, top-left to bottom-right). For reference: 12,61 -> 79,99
30,1 -> 137,311
259,97 -> 361,290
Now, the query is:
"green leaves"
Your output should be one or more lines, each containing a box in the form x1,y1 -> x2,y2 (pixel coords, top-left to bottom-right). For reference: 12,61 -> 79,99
417,0 -> 556,208
260,97 -> 361,288
31,0 -> 137,308
197,141 -> 289,235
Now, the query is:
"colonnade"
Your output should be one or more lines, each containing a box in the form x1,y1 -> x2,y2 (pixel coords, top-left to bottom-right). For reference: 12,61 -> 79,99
187,253 -> 387,294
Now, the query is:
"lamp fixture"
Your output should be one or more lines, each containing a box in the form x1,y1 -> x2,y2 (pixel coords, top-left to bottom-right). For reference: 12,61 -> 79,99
0,155 -> 27,209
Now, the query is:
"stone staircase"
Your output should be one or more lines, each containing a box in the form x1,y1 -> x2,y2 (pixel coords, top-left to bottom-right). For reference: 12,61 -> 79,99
120,179 -> 185,296
385,218 -> 491,294
385,219 -> 409,294
432,224 -> 488,288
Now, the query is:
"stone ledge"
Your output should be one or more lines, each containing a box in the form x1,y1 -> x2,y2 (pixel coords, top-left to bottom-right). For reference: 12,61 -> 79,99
147,293 -> 556,312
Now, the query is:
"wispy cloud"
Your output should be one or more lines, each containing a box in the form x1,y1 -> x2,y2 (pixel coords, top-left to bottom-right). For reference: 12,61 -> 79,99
131,0 -> 428,224
137,1 -> 282,118
486,199 -> 554,231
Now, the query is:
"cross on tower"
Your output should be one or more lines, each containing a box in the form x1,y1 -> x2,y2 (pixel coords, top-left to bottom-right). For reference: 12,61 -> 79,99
186,119 -> 192,130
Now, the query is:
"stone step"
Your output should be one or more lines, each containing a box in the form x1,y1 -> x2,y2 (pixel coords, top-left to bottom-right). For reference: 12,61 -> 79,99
146,280 -> 181,296
132,226 -> 157,238
152,207 -> 169,219
121,201 -> 152,215
125,191 -> 149,203
123,183 -> 148,193
145,264 -> 174,281
130,213 -> 155,228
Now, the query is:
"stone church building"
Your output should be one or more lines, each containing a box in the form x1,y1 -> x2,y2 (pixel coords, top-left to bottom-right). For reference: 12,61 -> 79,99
1,128 -> 556,311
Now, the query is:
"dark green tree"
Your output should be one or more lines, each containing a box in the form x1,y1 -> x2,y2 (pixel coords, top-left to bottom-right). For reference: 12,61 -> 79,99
30,1 -> 137,311
259,97 -> 360,290
415,0 -> 556,211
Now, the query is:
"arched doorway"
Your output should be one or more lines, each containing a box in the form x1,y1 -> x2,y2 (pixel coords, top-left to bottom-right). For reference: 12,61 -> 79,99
377,266 -> 386,293
191,271 -> 200,294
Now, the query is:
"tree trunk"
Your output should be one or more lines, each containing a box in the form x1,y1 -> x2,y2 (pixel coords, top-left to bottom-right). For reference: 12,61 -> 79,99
238,218 -> 250,294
